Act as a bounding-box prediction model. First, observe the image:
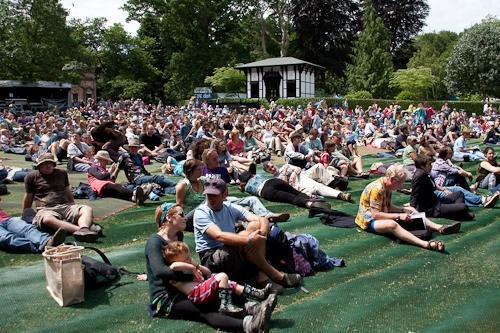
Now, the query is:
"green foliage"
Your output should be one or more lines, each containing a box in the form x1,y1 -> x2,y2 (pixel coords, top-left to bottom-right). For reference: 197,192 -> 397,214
445,17 -> 500,98
0,0 -> 77,81
346,0 -> 393,98
395,90 -> 417,101
390,67 -> 438,99
274,97 -> 492,115
204,67 -> 245,93
214,97 -> 269,108
345,91 -> 373,99
407,31 -> 459,99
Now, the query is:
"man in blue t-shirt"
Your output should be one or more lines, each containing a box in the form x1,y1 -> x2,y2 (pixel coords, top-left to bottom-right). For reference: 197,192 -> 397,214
193,178 -> 302,290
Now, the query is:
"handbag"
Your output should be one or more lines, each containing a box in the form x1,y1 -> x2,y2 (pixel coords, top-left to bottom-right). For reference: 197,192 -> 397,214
42,245 -> 85,306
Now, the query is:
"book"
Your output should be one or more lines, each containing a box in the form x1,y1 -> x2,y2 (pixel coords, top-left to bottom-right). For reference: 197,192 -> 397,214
398,212 -> 427,231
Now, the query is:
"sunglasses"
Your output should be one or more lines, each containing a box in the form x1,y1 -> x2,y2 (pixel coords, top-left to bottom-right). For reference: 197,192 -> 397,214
175,211 -> 185,217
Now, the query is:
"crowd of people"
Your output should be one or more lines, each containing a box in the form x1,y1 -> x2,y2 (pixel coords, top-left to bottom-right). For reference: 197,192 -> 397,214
0,97 -> 499,331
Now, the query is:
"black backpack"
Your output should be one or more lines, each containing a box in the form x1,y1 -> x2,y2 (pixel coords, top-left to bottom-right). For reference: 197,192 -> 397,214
82,246 -> 140,289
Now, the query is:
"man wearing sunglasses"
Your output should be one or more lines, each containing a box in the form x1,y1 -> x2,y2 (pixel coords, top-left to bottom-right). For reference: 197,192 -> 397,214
194,178 -> 302,292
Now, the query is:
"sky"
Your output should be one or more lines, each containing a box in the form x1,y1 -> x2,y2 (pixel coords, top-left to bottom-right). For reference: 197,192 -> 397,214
60,0 -> 500,36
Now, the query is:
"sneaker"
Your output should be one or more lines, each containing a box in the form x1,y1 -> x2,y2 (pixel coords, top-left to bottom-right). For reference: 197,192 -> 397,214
276,151 -> 282,157
308,201 -> 331,210
142,183 -> 155,196
251,283 -> 272,301
242,293 -> 277,333
133,186 -> 145,205
266,212 -> 290,223
482,192 -> 499,208
73,227 -> 99,243
219,303 -> 245,317
89,224 -> 103,237
45,228 -> 67,248
338,192 -> 352,202
244,301 -> 260,316
256,279 -> 283,295
280,273 -> 303,288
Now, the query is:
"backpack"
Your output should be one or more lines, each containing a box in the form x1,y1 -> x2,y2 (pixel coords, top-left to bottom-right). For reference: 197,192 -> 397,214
266,223 -> 292,270
82,246 -> 140,289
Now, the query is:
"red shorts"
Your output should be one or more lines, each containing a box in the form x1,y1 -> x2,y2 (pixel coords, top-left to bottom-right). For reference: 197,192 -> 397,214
188,274 -> 237,304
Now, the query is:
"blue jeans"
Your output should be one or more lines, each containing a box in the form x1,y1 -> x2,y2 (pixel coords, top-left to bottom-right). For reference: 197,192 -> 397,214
434,186 -> 482,207
0,217 -> 50,253
226,196 -> 270,217
135,174 -> 177,194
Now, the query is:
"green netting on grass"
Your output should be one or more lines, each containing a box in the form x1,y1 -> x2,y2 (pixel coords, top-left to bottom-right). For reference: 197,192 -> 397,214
0,143 -> 499,332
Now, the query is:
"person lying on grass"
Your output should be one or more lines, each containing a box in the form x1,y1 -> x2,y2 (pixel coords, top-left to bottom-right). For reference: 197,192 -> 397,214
262,161 -> 352,202
162,240 -> 276,317
355,163 -> 460,252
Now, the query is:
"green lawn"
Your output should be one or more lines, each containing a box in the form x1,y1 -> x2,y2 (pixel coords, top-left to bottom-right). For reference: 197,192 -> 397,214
0,142 -> 498,332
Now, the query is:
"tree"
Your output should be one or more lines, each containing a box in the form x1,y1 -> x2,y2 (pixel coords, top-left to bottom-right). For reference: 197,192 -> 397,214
204,67 -> 245,93
445,17 -> 500,98
97,24 -> 159,100
0,0 -> 77,81
371,0 -> 429,52
346,0 -> 393,98
371,0 -> 429,67
292,0 -> 362,77
125,0 -> 247,101
407,31 -> 459,99
390,67 -> 438,100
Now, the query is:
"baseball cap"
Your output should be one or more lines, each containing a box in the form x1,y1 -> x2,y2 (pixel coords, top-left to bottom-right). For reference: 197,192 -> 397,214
203,178 -> 227,195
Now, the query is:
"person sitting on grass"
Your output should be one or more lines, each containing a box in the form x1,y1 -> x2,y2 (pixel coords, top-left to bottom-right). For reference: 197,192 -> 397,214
355,163 -> 460,252
476,147 -> 500,193
145,203 -> 273,333
162,241 -> 276,317
87,150 -> 146,205
23,153 -> 101,242
194,178 -> 304,293
412,154 -> 497,219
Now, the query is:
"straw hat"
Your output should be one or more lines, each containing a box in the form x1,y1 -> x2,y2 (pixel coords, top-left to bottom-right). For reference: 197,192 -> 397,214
36,153 -> 57,167
94,150 -> 113,162
244,127 -> 254,135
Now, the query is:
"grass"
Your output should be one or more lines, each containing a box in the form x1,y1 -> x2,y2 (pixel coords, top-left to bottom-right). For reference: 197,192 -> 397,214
0,141 -> 498,332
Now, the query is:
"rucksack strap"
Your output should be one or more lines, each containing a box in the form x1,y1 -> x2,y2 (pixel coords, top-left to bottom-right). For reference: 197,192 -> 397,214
84,246 -> 113,265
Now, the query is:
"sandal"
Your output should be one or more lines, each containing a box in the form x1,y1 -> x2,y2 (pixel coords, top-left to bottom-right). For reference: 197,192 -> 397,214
427,240 -> 445,252
438,222 -> 461,235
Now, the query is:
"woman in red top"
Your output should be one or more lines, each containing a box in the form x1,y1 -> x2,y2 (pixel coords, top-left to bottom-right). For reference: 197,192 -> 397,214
226,128 -> 245,156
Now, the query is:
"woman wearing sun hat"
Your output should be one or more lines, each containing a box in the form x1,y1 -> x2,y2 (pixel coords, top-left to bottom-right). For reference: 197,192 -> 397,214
87,150 -> 145,205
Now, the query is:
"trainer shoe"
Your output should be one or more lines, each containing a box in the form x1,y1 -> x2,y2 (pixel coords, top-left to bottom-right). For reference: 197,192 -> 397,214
73,227 -> 99,243
266,212 -> 290,223
219,303 -> 245,317
45,228 -> 67,248
280,273 -> 303,288
89,224 -> 103,237
307,201 -> 331,210
482,192 -> 499,208
242,293 -> 277,333
133,186 -> 145,205
256,279 -> 283,295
